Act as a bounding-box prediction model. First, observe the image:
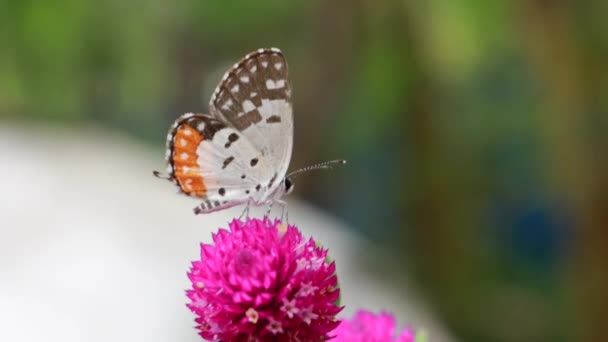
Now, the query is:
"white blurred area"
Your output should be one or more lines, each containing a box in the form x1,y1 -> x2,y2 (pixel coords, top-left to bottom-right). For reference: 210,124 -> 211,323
0,123 -> 453,342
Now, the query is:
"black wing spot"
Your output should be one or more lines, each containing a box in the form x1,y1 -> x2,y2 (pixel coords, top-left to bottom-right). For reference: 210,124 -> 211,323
245,190 -> 250,194
250,158 -> 259,167
225,133 -> 239,148
219,188 -> 226,196
266,115 -> 281,123
241,174 -> 246,179
268,173 -> 278,188
256,184 -> 261,191
223,156 -> 235,169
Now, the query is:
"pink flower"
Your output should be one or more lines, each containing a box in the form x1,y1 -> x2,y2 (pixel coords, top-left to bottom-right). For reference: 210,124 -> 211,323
332,310 -> 416,342
186,218 -> 342,341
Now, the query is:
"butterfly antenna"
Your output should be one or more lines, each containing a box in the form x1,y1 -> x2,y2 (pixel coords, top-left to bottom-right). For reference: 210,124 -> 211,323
287,159 -> 347,179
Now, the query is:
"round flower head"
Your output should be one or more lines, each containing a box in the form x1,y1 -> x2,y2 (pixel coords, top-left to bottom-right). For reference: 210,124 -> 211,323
332,310 -> 416,342
187,218 -> 342,341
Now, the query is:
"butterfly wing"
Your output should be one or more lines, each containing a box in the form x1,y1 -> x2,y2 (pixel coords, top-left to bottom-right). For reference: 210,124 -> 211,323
209,48 -> 293,191
156,48 -> 294,214
162,113 -> 276,213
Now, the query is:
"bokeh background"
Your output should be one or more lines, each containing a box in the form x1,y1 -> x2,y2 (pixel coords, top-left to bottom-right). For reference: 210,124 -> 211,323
1,1 -> 607,341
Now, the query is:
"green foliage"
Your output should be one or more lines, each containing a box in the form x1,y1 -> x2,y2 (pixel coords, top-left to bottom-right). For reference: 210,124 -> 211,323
415,330 -> 428,342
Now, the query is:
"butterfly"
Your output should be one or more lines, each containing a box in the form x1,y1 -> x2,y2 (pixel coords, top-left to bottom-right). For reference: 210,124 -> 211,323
154,47 -> 345,216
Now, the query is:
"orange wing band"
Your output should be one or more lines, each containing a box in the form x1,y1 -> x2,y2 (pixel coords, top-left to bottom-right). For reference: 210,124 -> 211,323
172,124 -> 207,196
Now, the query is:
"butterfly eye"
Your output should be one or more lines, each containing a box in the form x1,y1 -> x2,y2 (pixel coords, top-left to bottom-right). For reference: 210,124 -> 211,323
284,178 -> 294,194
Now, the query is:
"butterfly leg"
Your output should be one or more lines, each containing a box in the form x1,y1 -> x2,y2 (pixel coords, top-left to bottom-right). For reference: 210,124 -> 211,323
276,200 -> 288,224
264,201 -> 274,218
238,200 -> 252,220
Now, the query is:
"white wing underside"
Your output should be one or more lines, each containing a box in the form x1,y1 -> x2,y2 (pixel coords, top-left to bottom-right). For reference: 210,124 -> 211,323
192,48 -> 293,212
206,48 -> 293,204
214,98 -> 293,184
196,125 -> 281,203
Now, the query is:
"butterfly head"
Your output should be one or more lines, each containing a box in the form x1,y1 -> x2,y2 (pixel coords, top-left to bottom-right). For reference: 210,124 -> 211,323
284,177 -> 295,195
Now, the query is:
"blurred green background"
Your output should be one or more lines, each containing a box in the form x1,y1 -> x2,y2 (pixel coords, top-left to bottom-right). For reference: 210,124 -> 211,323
1,1 -> 607,341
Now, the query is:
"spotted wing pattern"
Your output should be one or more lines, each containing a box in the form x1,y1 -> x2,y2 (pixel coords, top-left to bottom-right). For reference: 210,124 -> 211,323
161,112 -> 280,213
156,48 -> 294,214
209,48 -> 293,190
